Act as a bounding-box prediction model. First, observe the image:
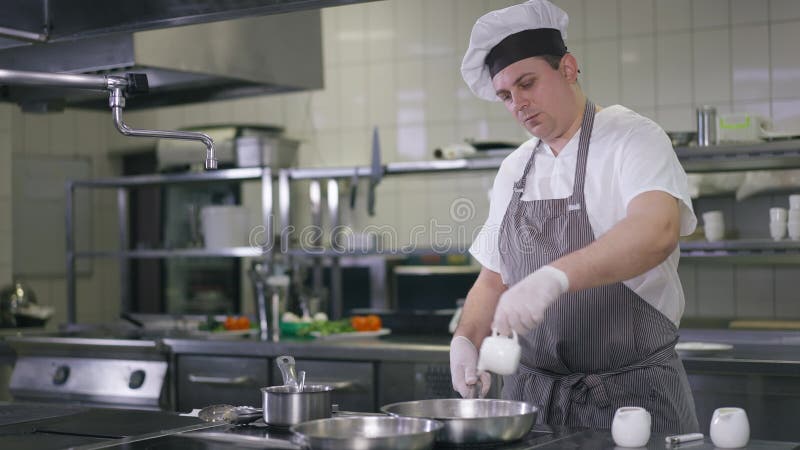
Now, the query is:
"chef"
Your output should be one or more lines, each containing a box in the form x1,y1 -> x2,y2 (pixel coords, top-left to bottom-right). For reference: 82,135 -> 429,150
450,0 -> 699,433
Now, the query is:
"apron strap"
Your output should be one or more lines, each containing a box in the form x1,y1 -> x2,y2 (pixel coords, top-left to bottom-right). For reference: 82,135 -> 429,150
569,100 -> 595,204
513,140 -> 541,193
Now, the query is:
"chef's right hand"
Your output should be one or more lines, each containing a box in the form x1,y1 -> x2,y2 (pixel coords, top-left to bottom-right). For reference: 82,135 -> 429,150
450,335 -> 491,398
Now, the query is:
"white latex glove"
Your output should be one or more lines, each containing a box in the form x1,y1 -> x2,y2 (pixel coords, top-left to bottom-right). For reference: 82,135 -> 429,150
450,336 -> 491,398
492,265 -> 569,336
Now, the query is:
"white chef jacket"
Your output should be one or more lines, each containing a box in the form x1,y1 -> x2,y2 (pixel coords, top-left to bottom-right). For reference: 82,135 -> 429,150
469,105 -> 696,326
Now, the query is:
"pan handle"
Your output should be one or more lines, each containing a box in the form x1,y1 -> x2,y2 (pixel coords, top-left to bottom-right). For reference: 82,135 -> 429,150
188,374 -> 257,386
309,379 -> 361,392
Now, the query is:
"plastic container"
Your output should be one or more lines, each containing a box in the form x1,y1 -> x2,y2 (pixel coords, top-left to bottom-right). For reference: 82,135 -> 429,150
201,205 -> 250,248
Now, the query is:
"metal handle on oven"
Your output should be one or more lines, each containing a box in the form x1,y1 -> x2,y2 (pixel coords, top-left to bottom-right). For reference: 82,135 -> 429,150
188,374 -> 256,386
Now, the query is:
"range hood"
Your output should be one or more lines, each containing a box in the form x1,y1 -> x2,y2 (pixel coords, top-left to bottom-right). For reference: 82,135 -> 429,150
0,0 -> 377,111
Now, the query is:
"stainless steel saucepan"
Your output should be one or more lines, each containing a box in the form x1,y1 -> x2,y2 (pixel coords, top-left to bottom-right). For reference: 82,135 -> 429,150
291,416 -> 443,450
380,398 -> 538,445
261,384 -> 334,427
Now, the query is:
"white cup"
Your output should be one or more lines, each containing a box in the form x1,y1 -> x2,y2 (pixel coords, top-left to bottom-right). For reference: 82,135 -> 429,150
790,194 -> 800,210
789,209 -> 800,222
704,222 -> 725,242
477,329 -> 521,376
611,406 -> 651,447
702,210 -> 724,225
789,221 -> 800,240
770,220 -> 787,241
702,211 -> 725,242
770,207 -> 788,223
710,407 -> 749,448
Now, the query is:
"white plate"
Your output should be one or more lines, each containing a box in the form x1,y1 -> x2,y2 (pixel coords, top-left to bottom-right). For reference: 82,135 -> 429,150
190,328 -> 259,340
676,342 -> 733,355
310,328 -> 391,340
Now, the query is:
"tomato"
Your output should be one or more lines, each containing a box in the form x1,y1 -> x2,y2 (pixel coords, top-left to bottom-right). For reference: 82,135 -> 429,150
235,316 -> 251,330
365,315 -> 382,331
350,315 -> 368,332
224,316 -> 236,331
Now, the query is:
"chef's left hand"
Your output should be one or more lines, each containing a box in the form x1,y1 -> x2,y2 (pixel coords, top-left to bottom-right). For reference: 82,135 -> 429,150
492,265 -> 569,335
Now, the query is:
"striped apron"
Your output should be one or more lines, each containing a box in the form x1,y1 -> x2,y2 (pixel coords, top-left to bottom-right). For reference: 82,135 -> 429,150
498,100 -> 699,433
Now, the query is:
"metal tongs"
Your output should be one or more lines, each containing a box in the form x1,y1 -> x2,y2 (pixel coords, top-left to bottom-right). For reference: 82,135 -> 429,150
276,355 -> 306,393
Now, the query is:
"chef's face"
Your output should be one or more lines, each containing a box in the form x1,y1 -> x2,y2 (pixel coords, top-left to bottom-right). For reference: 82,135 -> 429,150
491,55 -> 579,141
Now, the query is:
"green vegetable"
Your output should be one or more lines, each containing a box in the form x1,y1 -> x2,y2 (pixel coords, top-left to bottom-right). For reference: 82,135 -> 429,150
297,319 -> 354,337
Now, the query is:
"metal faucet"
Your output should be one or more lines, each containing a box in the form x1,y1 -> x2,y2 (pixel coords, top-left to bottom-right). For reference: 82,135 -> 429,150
0,68 -> 217,169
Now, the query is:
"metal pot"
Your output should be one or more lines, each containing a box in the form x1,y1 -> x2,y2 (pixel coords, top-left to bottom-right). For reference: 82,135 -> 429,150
261,384 -> 333,427
380,398 -> 538,445
290,416 -> 442,450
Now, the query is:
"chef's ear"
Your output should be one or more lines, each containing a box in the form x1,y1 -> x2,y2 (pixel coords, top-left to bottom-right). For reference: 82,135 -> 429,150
559,53 -> 580,83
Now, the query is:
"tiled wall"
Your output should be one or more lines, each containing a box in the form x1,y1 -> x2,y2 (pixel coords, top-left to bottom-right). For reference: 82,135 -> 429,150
3,0 -> 800,325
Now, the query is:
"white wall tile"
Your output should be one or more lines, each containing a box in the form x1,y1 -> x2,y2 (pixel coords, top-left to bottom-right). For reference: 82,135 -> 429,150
693,29 -> 732,104
486,118 -> 528,143
423,0 -> 456,58
0,105 -> 11,133
321,7 -> 339,67
395,0 -> 425,60
731,100 -> 771,122
584,40 -> 621,108
552,0 -> 584,42
426,123 -> 458,161
231,97 -> 259,124
396,123 -> 428,161
656,104 -> 695,131
769,0 -> 800,22
771,98 -> 800,133
621,37 -> 656,107
311,66 -> 341,131
455,0 -> 487,57
770,22 -> 800,100
339,128 -> 371,166
731,0 -> 768,25
339,64 -> 369,129
620,0 -> 655,36
586,0 -> 619,39
367,62 -> 398,128
731,25 -> 771,102
656,0 -> 692,32
692,0 -> 730,29
395,61 -> 426,125
656,33 -> 693,106
457,118 -> 492,142
283,93 -> 314,134
255,96 -> 285,127
424,57 -> 459,123
335,3 -> 367,65
366,0 -> 395,62
22,113 -> 50,154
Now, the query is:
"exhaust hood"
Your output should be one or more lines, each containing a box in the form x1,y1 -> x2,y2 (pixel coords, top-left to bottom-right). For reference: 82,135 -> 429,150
0,0 -> 378,111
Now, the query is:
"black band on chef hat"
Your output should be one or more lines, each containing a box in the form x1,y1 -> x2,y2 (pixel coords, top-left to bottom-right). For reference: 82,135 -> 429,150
486,28 -> 568,78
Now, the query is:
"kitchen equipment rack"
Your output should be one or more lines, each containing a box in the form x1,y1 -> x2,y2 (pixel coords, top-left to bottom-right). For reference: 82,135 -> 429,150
65,140 -> 800,323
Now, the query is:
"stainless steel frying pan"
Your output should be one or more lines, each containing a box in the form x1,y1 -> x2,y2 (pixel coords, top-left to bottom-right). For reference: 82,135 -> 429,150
380,398 -> 538,445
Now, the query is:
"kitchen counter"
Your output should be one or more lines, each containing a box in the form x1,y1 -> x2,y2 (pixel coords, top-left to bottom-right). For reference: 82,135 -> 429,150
159,328 -> 800,373
73,420 -> 800,449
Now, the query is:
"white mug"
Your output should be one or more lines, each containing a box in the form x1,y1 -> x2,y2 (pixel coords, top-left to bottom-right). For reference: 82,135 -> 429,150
790,194 -> 800,210
770,220 -> 787,241
770,207 -> 788,223
611,406 -> 651,447
702,211 -> 725,242
710,407 -> 749,448
477,329 -> 521,376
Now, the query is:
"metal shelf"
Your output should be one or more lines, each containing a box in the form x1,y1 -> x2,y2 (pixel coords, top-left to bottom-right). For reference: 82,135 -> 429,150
680,239 -> 800,263
74,247 -> 267,259
676,140 -> 800,173
70,167 -> 266,188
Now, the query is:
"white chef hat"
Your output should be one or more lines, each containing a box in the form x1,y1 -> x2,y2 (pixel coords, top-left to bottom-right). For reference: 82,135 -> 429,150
461,0 -> 569,101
